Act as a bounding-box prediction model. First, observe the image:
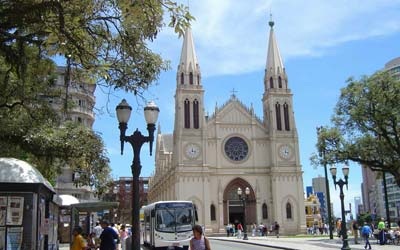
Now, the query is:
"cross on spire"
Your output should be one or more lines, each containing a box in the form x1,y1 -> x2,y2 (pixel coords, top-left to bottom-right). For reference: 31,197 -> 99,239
230,88 -> 238,97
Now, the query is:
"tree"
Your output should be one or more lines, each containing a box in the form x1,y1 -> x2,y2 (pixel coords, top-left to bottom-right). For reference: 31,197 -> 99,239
0,0 -> 193,192
0,0 -> 193,93
312,71 -> 400,186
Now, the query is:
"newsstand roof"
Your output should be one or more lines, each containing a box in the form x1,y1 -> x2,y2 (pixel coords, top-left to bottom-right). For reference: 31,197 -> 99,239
0,157 -> 55,192
55,194 -> 80,206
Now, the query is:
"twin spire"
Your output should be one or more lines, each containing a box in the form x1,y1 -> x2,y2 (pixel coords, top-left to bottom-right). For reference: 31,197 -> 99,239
177,17 -> 286,89
266,20 -> 284,76
178,27 -> 201,86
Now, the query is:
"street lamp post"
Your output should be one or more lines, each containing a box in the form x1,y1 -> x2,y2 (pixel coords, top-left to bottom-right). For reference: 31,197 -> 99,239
316,126 -> 333,239
330,166 -> 351,250
237,187 -> 250,240
116,99 -> 159,250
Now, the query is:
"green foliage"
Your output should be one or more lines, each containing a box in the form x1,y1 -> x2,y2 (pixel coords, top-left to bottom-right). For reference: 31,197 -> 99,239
0,0 -> 194,194
312,71 -> 400,186
0,0 -> 194,94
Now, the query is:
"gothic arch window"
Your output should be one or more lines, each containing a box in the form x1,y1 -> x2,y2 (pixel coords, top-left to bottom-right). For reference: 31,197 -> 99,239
262,203 -> 268,219
210,204 -> 216,221
193,99 -> 199,129
270,77 -> 274,88
286,202 -> 292,219
275,102 -> 282,131
180,72 -> 184,84
283,103 -> 290,131
197,75 -> 200,85
189,72 -> 194,85
184,99 -> 190,128
278,76 -> 282,88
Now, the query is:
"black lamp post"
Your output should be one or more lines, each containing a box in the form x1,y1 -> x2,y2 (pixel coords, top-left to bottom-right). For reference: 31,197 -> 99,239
330,166 -> 351,250
316,126 -> 333,239
116,99 -> 159,250
237,187 -> 250,240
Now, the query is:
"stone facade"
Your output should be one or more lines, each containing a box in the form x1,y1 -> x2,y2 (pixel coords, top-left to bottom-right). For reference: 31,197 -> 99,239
149,21 -> 306,235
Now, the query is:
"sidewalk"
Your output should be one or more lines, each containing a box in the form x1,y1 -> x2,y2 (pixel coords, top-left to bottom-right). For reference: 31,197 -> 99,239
210,235 -> 399,250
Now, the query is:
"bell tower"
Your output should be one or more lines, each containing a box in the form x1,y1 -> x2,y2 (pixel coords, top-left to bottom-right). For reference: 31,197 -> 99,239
262,19 -> 296,136
173,27 -> 206,168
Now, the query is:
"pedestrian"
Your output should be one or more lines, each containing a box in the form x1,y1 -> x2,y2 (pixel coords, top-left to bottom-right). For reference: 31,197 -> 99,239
111,223 -> 121,250
361,222 -> 372,250
86,232 -> 96,250
236,223 -> 243,239
71,226 -> 87,250
99,220 -> 119,250
274,221 -> 280,238
225,224 -> 230,237
378,217 -> 386,245
190,224 -> 211,250
352,221 -> 359,244
93,222 -> 103,247
251,223 -> 256,237
119,224 -> 128,250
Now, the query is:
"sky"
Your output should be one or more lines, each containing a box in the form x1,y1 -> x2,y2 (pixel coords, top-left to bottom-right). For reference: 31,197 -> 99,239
91,0 -> 400,218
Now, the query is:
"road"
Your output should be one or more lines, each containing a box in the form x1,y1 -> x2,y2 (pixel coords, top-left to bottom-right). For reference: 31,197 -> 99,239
141,239 -> 278,250
209,239 -> 278,249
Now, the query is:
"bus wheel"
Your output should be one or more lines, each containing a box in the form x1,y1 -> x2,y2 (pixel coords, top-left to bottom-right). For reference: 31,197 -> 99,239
182,246 -> 189,250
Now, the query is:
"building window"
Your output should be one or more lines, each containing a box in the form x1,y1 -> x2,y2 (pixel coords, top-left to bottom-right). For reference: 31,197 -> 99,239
184,99 -> 190,128
278,76 -> 282,88
193,99 -> 199,129
210,204 -> 216,221
197,75 -> 200,85
189,72 -> 194,85
270,77 -> 274,88
286,202 -> 292,219
262,203 -> 268,219
283,103 -> 290,131
180,73 -> 184,84
275,103 -> 282,131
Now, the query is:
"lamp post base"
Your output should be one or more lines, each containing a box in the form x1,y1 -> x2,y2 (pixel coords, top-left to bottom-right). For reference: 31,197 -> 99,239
341,239 -> 351,250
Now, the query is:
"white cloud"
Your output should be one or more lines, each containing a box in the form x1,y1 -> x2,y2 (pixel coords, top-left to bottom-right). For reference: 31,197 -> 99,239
152,0 -> 400,76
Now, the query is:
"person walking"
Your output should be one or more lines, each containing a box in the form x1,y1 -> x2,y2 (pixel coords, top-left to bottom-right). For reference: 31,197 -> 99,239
236,223 -> 243,239
190,224 -> 211,250
93,222 -> 103,247
71,227 -> 87,250
378,217 -> 386,245
119,224 -> 128,250
99,220 -> 119,250
361,222 -> 372,250
352,221 -> 359,244
274,221 -> 280,238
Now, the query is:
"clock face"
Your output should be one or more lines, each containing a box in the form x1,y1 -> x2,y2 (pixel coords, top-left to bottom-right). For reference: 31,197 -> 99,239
185,143 -> 201,159
279,145 -> 292,160
224,136 -> 249,162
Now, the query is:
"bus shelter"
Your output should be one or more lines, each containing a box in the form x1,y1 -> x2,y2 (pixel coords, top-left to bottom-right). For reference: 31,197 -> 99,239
0,158 -> 58,250
68,201 -> 118,242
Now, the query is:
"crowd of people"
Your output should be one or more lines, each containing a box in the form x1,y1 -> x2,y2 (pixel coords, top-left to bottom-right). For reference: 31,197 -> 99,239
225,221 -> 280,238
71,221 -> 130,250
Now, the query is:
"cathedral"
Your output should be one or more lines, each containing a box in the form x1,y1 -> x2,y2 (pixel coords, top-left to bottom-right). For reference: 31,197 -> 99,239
148,20 -> 306,235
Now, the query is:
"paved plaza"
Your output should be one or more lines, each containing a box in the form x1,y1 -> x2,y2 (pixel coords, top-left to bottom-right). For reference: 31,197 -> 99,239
212,235 -> 400,250
59,235 -> 400,250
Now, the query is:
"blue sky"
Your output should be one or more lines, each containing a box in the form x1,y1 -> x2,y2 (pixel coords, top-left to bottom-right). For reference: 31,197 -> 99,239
91,0 -> 400,217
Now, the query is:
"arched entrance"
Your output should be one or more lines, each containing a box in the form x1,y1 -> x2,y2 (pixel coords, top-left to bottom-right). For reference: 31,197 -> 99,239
223,178 -> 256,226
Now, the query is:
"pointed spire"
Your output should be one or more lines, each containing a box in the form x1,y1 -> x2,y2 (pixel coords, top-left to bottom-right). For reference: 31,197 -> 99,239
266,16 -> 284,75
178,27 -> 199,73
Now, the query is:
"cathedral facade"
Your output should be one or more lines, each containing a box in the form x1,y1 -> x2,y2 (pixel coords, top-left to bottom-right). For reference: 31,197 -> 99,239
148,21 -> 306,235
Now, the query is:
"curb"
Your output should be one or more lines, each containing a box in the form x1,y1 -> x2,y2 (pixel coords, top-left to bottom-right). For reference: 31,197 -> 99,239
210,237 -> 299,250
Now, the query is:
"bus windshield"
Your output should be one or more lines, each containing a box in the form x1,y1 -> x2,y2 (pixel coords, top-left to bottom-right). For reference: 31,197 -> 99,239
156,207 -> 193,232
